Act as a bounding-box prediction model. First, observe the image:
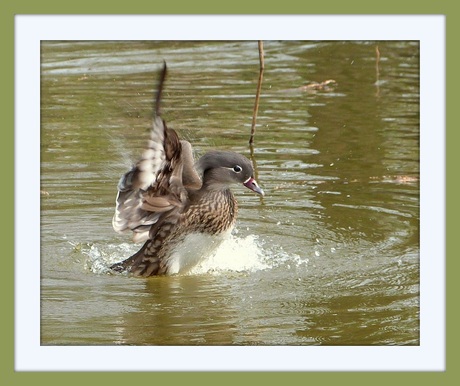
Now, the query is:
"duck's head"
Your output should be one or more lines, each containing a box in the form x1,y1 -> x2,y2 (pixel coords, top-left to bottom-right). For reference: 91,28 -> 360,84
196,151 -> 264,196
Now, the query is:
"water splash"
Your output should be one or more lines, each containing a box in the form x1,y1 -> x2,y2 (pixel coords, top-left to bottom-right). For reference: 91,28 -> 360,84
81,242 -> 135,275
188,234 -> 270,275
79,233 -> 306,277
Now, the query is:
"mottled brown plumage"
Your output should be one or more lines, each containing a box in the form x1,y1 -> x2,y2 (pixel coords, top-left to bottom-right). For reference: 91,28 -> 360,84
111,63 -> 264,277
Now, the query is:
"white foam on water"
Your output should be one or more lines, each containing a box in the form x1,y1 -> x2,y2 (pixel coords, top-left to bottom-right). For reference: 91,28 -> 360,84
80,233 -> 307,277
187,234 -> 271,275
81,242 -> 136,275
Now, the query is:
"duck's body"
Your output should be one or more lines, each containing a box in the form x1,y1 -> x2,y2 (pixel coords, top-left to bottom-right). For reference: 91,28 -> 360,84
111,64 -> 264,277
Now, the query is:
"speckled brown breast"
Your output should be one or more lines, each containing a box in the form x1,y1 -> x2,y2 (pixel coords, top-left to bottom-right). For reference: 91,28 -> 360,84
183,188 -> 238,234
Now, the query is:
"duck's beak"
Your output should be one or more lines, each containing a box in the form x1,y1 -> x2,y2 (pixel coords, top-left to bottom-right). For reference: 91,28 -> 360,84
243,177 -> 265,196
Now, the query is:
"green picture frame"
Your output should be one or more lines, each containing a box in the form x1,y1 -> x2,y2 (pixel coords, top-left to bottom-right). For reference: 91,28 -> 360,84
4,1 -> 452,384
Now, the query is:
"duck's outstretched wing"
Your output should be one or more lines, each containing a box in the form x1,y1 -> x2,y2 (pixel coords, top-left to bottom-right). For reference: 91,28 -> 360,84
112,115 -> 188,243
113,62 -> 190,244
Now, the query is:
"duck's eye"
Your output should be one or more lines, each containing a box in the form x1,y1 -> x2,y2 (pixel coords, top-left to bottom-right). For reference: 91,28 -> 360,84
233,165 -> 242,173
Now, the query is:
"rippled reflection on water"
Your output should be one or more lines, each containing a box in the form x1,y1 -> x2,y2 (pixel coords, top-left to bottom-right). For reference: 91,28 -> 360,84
40,40 -> 419,345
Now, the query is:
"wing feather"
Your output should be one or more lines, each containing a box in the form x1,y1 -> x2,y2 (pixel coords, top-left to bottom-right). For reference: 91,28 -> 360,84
112,116 -> 189,242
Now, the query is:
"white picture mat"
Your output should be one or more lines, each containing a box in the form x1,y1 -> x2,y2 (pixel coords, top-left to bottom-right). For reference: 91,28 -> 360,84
14,15 -> 445,371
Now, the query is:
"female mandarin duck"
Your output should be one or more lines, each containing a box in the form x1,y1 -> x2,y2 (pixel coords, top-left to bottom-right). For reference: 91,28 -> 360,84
111,63 -> 264,277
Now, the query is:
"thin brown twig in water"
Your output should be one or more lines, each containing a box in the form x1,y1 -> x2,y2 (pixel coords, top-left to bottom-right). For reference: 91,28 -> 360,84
249,41 -> 265,145
248,41 -> 265,203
